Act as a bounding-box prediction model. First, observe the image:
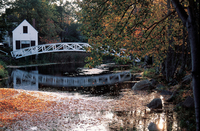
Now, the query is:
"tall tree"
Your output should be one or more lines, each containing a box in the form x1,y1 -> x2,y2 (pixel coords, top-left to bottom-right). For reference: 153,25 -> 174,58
3,0 -> 61,43
171,0 -> 199,130
77,0 -> 199,129
77,0 -> 185,68
53,0 -> 71,42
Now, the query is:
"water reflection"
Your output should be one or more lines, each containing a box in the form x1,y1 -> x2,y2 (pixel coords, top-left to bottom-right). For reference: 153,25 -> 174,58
2,64 -> 180,130
107,91 -> 178,131
11,69 -> 131,91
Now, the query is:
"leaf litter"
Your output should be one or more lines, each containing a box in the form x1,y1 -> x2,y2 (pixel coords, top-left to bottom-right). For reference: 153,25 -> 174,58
0,88 -> 170,131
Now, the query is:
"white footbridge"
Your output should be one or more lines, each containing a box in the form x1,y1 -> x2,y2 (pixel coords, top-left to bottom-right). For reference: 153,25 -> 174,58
12,69 -> 131,88
11,42 -> 90,59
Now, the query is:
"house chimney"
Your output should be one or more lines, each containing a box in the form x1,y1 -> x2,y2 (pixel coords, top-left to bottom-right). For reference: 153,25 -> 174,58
32,19 -> 35,28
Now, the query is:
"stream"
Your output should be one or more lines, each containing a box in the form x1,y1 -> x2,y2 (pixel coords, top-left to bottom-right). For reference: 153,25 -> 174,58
0,63 -> 179,131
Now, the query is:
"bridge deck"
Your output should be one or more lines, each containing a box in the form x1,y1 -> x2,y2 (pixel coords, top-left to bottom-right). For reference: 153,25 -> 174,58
11,42 -> 90,59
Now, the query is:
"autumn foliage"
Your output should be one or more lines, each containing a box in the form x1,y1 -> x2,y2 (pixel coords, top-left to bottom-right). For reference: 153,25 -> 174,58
77,0 -> 189,69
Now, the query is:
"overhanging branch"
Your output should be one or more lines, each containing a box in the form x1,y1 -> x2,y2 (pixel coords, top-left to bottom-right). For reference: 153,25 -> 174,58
171,0 -> 188,26
143,10 -> 176,44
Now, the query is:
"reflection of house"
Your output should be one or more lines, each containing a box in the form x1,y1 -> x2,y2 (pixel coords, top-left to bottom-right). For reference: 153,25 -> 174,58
13,70 -> 39,91
12,19 -> 38,51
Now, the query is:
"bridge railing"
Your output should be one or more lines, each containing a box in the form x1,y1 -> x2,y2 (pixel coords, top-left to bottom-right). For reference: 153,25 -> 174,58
12,69 -> 132,87
11,42 -> 90,59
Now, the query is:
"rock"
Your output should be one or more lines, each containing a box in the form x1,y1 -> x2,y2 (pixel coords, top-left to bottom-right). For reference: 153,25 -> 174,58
80,68 -> 109,75
132,74 -> 142,81
132,80 -> 153,90
182,96 -> 194,108
148,122 -> 160,131
160,90 -> 173,95
97,63 -> 115,70
166,90 -> 178,102
147,98 -> 162,109
155,84 -> 165,90
156,84 -> 164,88
150,79 -> 157,87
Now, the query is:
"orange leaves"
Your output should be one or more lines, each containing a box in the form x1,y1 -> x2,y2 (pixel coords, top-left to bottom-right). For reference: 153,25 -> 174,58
0,88 -> 57,127
0,88 -> 19,99
0,88 -> 162,130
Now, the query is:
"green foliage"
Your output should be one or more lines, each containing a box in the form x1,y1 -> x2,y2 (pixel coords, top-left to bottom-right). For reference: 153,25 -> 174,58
0,61 -> 8,78
131,66 -> 143,73
142,68 -> 156,78
1,0 -> 83,44
175,105 -> 196,131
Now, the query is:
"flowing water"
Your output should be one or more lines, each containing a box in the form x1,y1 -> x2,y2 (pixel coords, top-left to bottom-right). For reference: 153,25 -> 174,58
0,63 -> 179,131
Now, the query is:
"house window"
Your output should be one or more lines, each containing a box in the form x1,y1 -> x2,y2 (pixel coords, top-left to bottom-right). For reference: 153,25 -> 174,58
23,26 -> 28,33
21,41 -> 30,48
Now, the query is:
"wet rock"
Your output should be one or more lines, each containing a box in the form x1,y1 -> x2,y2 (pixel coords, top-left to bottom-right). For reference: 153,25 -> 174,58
182,96 -> 194,108
148,122 -> 160,131
147,98 -> 162,109
132,80 -> 153,90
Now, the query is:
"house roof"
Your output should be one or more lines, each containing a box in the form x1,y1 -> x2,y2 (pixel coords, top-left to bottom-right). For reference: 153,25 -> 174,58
12,19 -> 38,33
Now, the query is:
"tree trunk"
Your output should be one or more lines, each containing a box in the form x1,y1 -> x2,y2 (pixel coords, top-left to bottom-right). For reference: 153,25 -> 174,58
178,27 -> 186,75
187,13 -> 200,131
162,0 -> 178,82
171,0 -> 199,130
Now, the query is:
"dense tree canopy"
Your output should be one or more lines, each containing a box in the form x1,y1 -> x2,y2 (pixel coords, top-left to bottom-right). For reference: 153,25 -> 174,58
77,0 -> 190,69
0,0 -> 84,43
77,0 -> 199,130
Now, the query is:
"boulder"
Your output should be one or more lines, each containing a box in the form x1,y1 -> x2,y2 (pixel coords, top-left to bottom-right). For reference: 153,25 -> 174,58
148,122 -> 160,131
147,98 -> 162,109
132,80 -> 152,90
182,96 -> 194,108
150,79 -> 157,87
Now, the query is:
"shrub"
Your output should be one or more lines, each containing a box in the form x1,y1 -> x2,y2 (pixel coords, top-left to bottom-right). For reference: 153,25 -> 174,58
142,68 -> 156,78
0,61 -> 8,78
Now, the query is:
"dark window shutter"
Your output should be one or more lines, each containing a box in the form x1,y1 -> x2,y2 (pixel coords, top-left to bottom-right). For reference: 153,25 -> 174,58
16,41 -> 20,49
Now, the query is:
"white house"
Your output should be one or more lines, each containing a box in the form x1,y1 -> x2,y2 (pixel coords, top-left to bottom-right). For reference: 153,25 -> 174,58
12,19 -> 38,51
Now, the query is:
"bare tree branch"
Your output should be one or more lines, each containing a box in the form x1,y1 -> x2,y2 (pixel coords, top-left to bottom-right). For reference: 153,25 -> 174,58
171,0 -> 188,26
146,10 -> 176,31
142,10 -> 176,44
